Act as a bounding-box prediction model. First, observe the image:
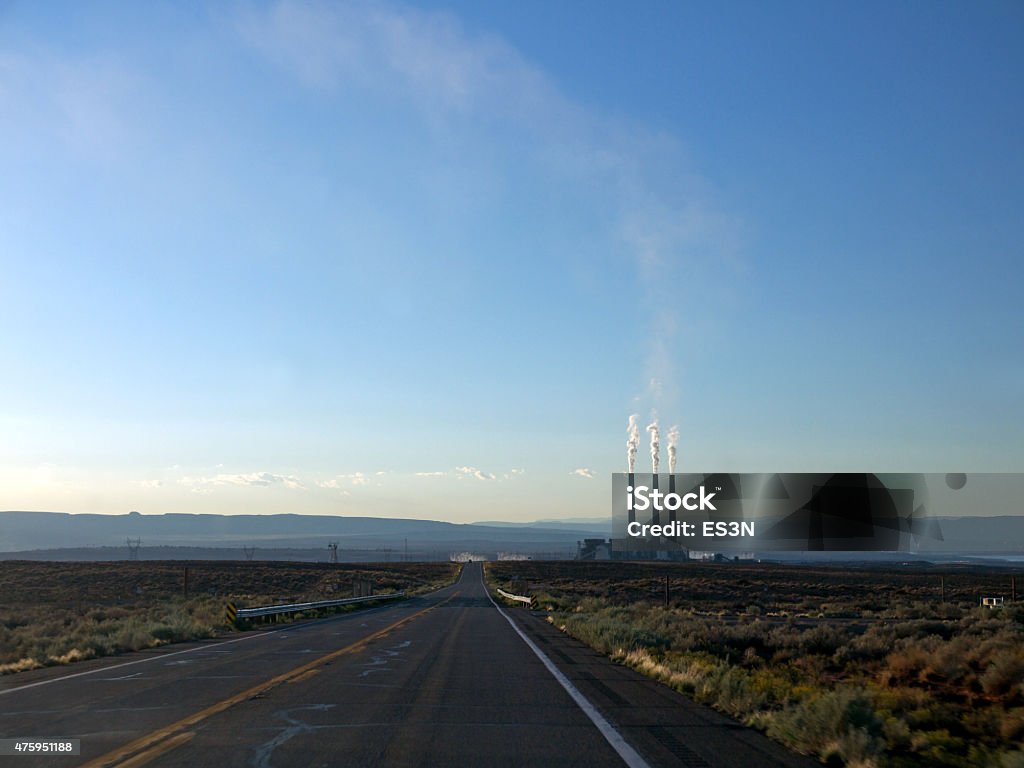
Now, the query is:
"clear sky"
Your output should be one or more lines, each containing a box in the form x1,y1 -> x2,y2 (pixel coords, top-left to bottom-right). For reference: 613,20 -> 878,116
1,1 -> 1021,522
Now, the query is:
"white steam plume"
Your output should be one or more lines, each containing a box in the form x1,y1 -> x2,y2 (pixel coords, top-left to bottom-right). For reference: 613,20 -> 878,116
647,418 -> 660,473
667,425 -> 679,474
627,414 -> 639,473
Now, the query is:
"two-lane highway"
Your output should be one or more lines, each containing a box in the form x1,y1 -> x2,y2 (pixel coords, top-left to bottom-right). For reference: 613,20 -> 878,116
2,563 -> 813,767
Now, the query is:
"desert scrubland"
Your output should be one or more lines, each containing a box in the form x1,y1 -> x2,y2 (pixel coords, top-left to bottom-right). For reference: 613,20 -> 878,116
0,560 -> 457,675
489,560 -> 1024,768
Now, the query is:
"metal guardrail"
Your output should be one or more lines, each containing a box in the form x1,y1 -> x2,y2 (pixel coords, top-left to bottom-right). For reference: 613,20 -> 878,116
496,588 -> 537,609
232,592 -> 405,621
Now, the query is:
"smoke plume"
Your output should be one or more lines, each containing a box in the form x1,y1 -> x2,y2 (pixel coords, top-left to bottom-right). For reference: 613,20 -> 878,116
627,414 -> 639,473
647,419 -> 660,473
667,425 -> 679,473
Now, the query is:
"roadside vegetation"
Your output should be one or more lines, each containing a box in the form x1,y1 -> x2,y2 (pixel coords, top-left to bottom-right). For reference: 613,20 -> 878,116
488,560 -> 1024,767
0,560 -> 457,675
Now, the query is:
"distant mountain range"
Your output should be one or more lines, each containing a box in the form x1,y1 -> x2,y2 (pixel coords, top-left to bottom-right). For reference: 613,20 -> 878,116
472,518 -> 610,532
923,516 -> 1024,554
0,510 -> 611,560
0,511 -> 1020,562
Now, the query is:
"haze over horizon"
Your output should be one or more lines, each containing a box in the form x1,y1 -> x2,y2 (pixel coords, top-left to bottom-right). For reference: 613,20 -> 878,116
2,2 -> 1021,522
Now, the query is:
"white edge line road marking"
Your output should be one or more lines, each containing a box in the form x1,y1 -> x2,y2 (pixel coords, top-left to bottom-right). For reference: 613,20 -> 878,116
0,629 -> 278,697
485,588 -> 651,768
0,590 -> 448,698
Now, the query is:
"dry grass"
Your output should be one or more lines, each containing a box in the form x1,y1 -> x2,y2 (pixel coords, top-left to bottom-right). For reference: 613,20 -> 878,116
488,560 -> 1024,767
0,560 -> 458,675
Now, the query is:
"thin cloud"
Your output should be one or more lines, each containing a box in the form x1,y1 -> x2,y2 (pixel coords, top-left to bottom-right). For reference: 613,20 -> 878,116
317,472 -> 370,487
417,467 -> 521,481
571,468 -> 595,479
455,466 -> 496,481
342,472 -> 369,486
236,0 -> 560,120
1,50 -> 144,165
181,472 -> 305,490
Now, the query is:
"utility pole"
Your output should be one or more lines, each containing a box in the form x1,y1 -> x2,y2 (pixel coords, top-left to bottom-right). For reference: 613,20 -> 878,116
664,574 -> 670,608
404,539 -> 408,562
940,575 -> 945,604
1012,576 -> 1017,603
183,566 -> 189,599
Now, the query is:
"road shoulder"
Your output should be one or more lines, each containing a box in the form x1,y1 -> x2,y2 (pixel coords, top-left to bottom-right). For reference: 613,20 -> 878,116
500,605 -> 819,768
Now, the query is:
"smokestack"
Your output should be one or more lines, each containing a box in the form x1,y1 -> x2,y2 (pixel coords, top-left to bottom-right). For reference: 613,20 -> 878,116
627,415 -> 639,525
650,467 -> 660,526
647,420 -> 660,526
667,425 -> 678,523
628,471 -> 635,524
669,471 -> 676,524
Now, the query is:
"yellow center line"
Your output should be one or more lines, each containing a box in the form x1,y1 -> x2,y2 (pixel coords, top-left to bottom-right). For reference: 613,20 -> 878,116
81,592 -> 459,768
286,668 -> 321,684
111,732 -> 195,768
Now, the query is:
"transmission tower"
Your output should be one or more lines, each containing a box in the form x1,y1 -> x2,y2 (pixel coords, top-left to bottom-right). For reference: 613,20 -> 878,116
243,546 -> 256,561
126,537 -> 141,561
327,542 -> 339,564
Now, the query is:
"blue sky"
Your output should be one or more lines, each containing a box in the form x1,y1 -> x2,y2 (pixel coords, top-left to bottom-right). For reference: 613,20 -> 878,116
1,1 -> 1021,521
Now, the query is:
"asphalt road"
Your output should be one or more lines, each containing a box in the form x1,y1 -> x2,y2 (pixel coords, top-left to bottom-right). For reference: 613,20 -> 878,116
1,563 -> 815,767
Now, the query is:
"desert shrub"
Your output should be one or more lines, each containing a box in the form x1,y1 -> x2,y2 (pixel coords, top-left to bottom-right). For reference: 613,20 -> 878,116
980,649 -> 1024,700
834,631 -> 891,665
883,602 -> 936,621
742,645 -> 763,667
796,624 -> 849,655
765,687 -> 884,766
908,729 -> 967,766
896,701 -> 964,735
706,665 -> 770,718
499,561 -> 1024,766
151,617 -> 202,643
882,714 -> 913,752
622,648 -> 724,697
1,561 -> 456,676
872,685 -> 931,714
113,621 -> 155,652
0,599 -> 219,673
558,612 -> 668,656
885,635 -> 946,683
532,591 -> 571,611
1001,709 -> 1024,743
